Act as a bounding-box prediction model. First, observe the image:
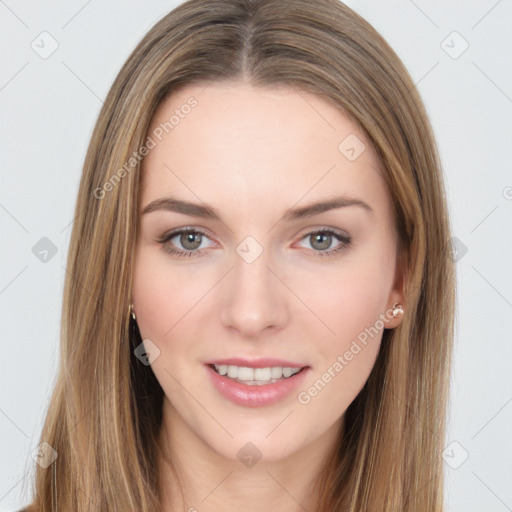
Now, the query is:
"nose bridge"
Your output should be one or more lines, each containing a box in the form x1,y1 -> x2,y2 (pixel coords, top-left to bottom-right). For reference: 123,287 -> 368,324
220,235 -> 287,335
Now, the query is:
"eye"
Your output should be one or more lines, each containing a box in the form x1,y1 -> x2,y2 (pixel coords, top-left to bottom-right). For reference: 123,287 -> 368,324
156,227 -> 352,259
296,229 -> 352,258
156,228 -> 215,258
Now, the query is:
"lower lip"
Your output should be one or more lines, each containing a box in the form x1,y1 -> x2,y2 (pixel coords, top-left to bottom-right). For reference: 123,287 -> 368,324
205,364 -> 310,408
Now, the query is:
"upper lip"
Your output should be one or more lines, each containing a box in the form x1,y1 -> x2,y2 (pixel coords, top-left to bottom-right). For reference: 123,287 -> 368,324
204,357 -> 308,369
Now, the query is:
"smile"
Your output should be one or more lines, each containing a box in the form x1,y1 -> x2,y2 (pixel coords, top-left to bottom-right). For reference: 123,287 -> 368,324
205,363 -> 310,408
211,364 -> 303,385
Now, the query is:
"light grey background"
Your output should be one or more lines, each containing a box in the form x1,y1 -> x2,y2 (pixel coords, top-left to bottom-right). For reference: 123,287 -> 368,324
1,1 -> 511,511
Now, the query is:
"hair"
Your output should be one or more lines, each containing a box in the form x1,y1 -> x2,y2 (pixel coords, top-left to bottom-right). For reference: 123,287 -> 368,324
22,0 -> 456,510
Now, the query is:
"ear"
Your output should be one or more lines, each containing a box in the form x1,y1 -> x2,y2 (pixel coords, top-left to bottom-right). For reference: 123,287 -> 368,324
384,248 -> 406,329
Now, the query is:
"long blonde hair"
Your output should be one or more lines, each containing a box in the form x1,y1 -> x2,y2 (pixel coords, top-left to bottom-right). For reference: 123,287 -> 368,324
24,0 -> 456,510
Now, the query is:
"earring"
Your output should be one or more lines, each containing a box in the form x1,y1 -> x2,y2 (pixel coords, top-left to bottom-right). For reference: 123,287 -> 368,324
129,303 -> 136,321
392,303 -> 404,318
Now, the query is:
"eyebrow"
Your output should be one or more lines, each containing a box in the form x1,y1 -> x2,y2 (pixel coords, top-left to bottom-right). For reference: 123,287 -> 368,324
141,195 -> 374,221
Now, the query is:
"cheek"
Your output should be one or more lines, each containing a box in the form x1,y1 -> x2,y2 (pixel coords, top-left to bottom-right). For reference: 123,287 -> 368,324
298,251 -> 392,399
306,250 -> 392,343
131,246 -> 191,341
296,293 -> 384,427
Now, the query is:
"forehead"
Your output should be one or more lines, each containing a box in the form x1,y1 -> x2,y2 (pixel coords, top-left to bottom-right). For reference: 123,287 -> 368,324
140,81 -> 389,220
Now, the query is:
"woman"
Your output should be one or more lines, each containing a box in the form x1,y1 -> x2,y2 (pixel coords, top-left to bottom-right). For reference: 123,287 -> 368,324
22,0 -> 456,510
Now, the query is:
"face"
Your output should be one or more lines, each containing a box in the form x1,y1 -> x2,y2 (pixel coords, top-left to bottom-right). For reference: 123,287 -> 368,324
132,81 -> 404,464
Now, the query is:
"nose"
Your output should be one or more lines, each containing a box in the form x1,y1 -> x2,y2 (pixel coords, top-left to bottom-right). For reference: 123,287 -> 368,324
219,245 -> 289,338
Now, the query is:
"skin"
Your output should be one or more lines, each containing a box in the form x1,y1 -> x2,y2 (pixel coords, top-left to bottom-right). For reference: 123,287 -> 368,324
131,81 -> 405,511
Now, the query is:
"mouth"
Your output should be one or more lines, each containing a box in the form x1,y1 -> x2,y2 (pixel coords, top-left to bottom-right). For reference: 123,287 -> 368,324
207,363 -> 308,386
204,361 -> 311,408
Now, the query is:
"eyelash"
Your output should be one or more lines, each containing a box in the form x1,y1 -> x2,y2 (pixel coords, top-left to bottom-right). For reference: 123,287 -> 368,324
156,227 -> 352,259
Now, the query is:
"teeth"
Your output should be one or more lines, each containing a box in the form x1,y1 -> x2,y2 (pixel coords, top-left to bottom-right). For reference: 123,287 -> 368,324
254,368 -> 271,380
271,367 -> 282,379
213,364 -> 302,384
238,367 -> 254,380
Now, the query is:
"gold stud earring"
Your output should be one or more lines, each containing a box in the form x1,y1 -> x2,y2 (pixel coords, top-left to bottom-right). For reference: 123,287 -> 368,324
129,303 -> 136,321
392,303 -> 404,318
